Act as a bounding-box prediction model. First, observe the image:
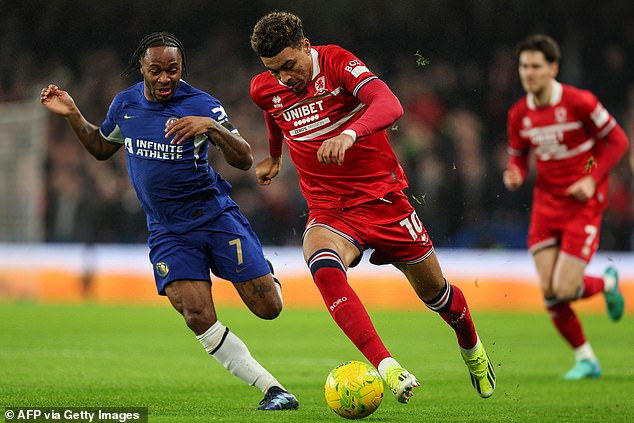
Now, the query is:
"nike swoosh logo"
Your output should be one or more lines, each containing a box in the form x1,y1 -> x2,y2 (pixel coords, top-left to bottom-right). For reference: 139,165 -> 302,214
124,114 -> 137,119
235,264 -> 251,273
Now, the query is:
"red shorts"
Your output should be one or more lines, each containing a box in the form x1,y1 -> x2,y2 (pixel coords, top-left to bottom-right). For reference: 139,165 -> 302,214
304,191 -> 434,265
528,200 -> 603,263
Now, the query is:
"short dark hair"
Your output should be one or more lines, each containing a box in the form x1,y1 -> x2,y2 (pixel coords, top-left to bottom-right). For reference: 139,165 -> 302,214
515,34 -> 561,64
250,11 -> 305,58
122,31 -> 187,76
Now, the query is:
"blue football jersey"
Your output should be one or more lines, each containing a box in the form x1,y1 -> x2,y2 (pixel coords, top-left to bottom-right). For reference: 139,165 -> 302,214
100,80 -> 238,234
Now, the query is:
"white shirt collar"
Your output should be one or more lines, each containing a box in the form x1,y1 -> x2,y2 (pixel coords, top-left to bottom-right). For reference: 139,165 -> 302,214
527,80 -> 562,110
310,48 -> 320,79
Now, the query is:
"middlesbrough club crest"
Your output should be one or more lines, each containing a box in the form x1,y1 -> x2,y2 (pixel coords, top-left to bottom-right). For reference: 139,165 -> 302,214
314,76 -> 327,95
555,107 -> 567,123
522,116 -> 532,129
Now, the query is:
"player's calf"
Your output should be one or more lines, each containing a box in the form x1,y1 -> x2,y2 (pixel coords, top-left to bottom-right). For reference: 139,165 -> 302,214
266,258 -> 283,304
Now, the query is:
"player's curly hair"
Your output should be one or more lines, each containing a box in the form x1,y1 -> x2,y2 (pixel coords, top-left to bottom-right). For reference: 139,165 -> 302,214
515,34 -> 561,64
250,11 -> 305,58
121,31 -> 188,76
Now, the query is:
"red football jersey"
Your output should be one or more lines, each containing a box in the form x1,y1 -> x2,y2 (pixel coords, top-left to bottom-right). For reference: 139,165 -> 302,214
250,44 -> 408,210
507,80 -> 617,213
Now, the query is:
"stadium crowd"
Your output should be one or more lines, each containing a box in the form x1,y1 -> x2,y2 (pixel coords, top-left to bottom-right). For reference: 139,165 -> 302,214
2,1 -> 633,250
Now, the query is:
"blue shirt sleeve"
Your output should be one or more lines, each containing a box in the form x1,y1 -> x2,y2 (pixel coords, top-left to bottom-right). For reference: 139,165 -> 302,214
206,95 -> 239,134
99,95 -> 124,144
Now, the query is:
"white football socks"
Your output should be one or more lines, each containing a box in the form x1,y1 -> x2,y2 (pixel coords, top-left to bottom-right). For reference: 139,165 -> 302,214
459,335 -> 481,356
196,320 -> 283,393
377,357 -> 400,380
574,342 -> 598,363
603,272 -> 617,293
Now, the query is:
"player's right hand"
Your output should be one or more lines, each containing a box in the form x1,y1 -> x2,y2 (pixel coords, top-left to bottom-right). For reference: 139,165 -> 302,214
503,165 -> 524,191
565,175 -> 597,202
40,84 -> 77,117
317,133 -> 355,165
256,156 -> 281,185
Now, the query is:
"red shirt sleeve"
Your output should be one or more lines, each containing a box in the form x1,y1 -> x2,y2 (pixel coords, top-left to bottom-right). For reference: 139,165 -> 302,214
264,111 -> 284,158
574,91 -> 630,182
347,79 -> 404,138
506,104 -> 530,178
589,122 -> 629,182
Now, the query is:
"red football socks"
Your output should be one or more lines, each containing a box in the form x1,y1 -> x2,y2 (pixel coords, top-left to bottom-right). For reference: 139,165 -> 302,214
547,302 -> 586,348
309,249 -> 391,368
578,275 -> 605,299
425,281 -> 478,349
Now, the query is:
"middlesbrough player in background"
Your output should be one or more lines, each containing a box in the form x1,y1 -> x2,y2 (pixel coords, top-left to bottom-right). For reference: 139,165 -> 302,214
504,34 -> 629,380
41,32 -> 298,410
249,11 -> 495,403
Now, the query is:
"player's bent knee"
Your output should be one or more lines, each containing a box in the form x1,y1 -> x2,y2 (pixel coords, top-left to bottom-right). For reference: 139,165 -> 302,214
251,300 -> 282,320
182,307 -> 216,334
552,285 -> 579,302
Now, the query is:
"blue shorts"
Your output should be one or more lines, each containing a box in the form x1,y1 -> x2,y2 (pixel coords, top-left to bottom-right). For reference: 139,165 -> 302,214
148,206 -> 270,295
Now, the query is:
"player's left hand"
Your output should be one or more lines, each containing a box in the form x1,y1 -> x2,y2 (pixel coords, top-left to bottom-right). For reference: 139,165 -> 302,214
40,84 -> 78,117
317,133 -> 355,165
256,156 -> 281,185
565,175 -> 597,202
165,116 -> 213,145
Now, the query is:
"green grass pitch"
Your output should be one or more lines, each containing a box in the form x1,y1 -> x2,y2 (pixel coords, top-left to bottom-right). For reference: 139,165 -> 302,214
1,302 -> 632,422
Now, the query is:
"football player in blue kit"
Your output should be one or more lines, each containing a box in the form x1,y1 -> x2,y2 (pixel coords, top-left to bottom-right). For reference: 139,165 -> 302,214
40,32 -> 298,411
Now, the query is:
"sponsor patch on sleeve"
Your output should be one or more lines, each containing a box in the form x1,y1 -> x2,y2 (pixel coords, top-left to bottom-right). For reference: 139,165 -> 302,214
590,103 -> 609,128
349,65 -> 369,78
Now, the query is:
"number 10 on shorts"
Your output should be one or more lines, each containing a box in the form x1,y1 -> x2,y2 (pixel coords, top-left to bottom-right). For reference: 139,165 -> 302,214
399,211 -> 424,241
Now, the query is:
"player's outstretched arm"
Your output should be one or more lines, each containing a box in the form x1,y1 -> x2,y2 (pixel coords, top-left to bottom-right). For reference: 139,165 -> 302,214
165,116 -> 253,170
40,84 -> 121,161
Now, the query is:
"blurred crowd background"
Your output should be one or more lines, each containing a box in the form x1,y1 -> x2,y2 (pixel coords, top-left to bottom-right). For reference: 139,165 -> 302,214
2,0 -> 633,250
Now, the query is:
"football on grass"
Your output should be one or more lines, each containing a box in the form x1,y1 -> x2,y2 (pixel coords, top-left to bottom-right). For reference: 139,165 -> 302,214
324,360 -> 384,419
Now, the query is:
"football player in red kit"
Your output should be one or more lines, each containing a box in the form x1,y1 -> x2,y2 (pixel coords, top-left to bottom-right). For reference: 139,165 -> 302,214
504,34 -> 629,380
250,11 -> 495,402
